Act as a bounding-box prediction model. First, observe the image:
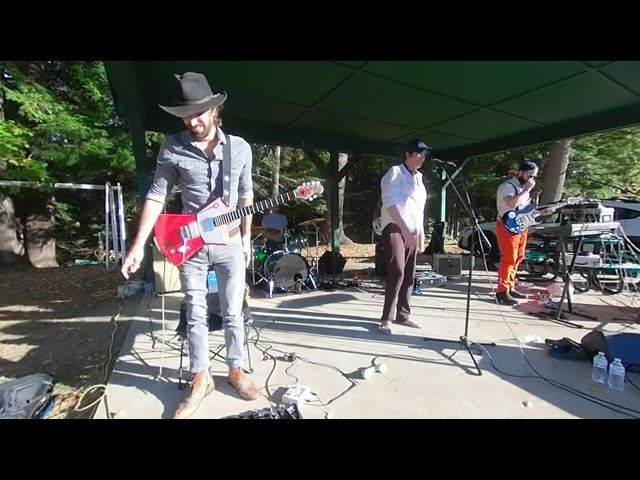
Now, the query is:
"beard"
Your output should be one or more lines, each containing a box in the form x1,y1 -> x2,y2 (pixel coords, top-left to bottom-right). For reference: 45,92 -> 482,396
190,121 -> 214,140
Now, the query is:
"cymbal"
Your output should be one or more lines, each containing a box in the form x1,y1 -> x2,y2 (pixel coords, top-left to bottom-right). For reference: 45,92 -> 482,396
251,226 -> 281,238
299,217 -> 325,227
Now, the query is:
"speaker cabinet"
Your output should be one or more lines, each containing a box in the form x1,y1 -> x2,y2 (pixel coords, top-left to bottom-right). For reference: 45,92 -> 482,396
581,330 -> 640,367
433,254 -> 463,277
425,221 -> 446,255
319,250 -> 347,275
152,244 -> 182,294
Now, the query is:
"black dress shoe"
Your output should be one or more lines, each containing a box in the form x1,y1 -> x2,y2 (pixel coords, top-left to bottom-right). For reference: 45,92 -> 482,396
510,289 -> 526,299
496,291 -> 517,305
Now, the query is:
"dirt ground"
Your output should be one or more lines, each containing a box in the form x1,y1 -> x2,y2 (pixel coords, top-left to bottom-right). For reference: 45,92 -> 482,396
0,264 -> 132,419
298,241 -> 463,263
0,242 -> 462,419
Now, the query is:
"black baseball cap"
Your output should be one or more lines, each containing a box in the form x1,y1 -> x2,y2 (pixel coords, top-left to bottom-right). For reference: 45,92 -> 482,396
405,139 -> 433,154
518,160 -> 538,172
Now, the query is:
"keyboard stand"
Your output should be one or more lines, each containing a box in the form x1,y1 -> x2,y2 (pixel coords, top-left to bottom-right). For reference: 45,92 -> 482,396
529,235 -> 596,328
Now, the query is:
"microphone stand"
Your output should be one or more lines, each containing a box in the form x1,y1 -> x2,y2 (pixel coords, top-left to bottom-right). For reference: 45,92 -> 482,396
423,160 -> 496,376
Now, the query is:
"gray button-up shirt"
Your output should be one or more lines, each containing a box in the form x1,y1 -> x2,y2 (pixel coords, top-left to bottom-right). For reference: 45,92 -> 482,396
146,128 -> 253,227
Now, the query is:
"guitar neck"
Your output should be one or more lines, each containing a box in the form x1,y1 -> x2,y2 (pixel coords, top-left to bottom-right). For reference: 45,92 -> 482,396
536,200 -> 568,210
214,191 -> 298,225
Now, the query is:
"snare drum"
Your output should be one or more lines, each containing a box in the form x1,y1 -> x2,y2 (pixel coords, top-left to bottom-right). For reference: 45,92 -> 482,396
263,251 -> 310,289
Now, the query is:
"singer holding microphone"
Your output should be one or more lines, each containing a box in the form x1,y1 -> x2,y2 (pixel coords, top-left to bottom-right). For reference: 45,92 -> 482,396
378,140 -> 431,335
494,160 -> 553,305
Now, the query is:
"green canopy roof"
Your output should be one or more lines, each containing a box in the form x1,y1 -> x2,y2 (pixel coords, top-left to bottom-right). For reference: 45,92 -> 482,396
105,61 -> 640,159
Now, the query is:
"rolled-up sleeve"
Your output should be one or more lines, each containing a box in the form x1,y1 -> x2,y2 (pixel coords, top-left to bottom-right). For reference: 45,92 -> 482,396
381,166 -> 402,207
237,140 -> 253,200
146,139 -> 177,205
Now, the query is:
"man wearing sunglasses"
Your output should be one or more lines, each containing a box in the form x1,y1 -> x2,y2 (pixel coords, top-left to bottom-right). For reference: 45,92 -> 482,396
495,160 -> 540,305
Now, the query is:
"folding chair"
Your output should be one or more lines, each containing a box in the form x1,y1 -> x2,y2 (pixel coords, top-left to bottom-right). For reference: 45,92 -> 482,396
175,291 -> 254,390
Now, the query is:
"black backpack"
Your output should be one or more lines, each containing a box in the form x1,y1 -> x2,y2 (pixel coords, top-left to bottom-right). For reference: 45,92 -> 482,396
0,373 -> 55,419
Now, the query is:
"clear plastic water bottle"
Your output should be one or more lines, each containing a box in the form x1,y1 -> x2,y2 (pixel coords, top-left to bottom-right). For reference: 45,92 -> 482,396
607,358 -> 626,391
591,352 -> 608,384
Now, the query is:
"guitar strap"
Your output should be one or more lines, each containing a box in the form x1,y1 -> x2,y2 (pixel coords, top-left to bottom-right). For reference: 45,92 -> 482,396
222,134 -> 232,206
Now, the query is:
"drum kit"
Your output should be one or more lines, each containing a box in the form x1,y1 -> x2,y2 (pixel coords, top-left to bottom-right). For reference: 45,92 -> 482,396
247,217 -> 325,298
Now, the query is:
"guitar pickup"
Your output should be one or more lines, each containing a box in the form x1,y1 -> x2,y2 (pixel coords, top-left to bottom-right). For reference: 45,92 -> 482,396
179,225 -> 191,240
200,218 -> 215,232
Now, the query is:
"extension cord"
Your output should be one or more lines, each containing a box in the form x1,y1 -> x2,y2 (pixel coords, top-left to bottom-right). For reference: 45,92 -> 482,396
282,386 -> 312,408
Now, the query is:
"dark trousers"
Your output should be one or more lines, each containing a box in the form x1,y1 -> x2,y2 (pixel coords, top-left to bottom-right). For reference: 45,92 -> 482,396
381,223 -> 418,322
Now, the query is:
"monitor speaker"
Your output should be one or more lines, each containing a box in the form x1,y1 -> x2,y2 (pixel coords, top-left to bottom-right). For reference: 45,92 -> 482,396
581,330 -> 640,367
319,250 -> 346,275
425,221 -> 446,255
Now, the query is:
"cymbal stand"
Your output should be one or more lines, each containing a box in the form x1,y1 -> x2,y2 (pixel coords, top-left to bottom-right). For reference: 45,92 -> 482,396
307,224 -> 321,278
250,234 -> 270,288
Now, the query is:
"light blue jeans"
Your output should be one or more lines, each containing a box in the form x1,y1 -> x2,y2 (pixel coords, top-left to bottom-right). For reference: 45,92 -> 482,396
179,238 -> 245,373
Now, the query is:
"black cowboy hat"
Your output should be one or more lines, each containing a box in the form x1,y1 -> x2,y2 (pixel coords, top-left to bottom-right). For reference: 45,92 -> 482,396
158,72 -> 227,118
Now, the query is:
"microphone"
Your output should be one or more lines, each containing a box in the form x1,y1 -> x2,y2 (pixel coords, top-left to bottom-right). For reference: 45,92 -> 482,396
432,158 -> 458,167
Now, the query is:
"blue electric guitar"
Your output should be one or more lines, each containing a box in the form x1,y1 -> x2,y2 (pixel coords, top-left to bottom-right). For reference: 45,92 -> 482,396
501,197 -> 583,235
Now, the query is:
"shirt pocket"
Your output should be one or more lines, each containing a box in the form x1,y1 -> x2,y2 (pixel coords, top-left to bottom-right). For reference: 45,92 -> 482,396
177,159 -> 210,189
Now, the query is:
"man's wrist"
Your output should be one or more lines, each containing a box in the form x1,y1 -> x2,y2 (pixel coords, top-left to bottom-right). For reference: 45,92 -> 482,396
131,239 -> 146,252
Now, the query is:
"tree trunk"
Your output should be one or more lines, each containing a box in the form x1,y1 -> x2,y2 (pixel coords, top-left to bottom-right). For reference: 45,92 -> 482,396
271,146 -> 281,197
540,139 -> 573,205
0,194 -> 25,265
25,195 -> 59,268
0,81 -> 25,266
338,152 -> 353,245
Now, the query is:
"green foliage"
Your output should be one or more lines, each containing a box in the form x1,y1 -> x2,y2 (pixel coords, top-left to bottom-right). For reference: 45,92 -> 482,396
0,61 -> 137,256
569,128 -> 640,199
250,144 -> 327,222
2,61 -> 135,184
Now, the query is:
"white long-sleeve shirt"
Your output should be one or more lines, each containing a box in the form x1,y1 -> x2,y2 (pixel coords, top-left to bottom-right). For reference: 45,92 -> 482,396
380,163 -> 427,235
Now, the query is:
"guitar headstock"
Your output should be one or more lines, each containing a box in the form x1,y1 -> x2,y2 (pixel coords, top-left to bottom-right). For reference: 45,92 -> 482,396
295,181 -> 324,201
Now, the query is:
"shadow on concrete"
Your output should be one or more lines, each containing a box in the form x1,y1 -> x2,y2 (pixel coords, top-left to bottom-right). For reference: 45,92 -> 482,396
252,322 -> 640,419
240,299 -> 640,419
99,284 -> 640,419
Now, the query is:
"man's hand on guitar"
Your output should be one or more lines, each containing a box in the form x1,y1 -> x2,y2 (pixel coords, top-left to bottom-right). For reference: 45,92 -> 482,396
121,245 -> 145,279
539,206 -> 557,216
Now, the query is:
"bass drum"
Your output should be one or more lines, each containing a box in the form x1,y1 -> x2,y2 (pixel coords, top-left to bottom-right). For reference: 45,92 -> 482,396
263,251 -> 310,289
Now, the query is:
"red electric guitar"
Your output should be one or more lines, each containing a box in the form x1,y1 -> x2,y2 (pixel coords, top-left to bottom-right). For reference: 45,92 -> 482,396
153,181 -> 324,267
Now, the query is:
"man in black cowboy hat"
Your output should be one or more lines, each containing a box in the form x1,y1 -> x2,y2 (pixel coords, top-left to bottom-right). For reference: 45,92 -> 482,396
121,72 -> 259,418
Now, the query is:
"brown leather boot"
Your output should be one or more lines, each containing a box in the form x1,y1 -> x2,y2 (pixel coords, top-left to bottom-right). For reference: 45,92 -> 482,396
172,371 -> 214,419
227,367 -> 260,400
